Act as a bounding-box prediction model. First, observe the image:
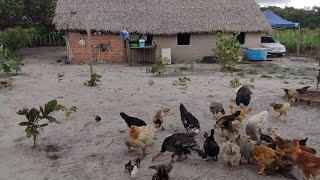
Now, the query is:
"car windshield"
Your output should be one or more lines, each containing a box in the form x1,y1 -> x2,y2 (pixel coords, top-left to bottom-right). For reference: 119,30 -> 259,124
261,37 -> 276,43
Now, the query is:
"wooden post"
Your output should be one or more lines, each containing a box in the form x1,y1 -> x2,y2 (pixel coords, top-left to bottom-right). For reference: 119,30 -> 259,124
297,26 -> 301,57
87,29 -> 93,74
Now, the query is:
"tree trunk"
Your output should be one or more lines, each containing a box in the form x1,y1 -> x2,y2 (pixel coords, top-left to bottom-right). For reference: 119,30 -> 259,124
33,135 -> 37,148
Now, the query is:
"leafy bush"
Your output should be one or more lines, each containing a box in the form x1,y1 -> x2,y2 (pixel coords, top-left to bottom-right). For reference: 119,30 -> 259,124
0,27 -> 36,51
213,30 -> 240,70
17,100 -> 60,148
146,54 -> 170,76
84,72 -> 102,86
0,47 -> 23,75
173,76 -> 191,93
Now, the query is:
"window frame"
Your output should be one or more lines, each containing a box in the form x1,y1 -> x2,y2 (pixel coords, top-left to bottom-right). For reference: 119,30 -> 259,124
177,33 -> 191,46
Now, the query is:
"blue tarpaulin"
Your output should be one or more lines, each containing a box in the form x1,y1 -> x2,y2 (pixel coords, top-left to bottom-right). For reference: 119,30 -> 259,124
263,10 -> 299,29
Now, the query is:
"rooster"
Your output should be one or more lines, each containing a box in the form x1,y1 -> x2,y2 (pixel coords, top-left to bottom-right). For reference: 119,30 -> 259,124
120,112 -> 147,128
283,86 -> 310,101
152,133 -> 199,162
127,125 -> 158,155
180,104 -> 200,134
289,140 -> 320,180
270,102 -> 292,121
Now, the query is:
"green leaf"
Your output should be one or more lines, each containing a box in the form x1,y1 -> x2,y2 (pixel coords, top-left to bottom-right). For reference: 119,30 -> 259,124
17,108 -> 28,115
19,122 -> 31,126
39,123 -> 48,127
28,108 -> 39,122
45,100 -> 57,113
46,117 -> 60,124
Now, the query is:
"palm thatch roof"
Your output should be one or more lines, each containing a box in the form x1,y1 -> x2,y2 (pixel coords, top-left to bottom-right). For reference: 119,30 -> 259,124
53,0 -> 271,35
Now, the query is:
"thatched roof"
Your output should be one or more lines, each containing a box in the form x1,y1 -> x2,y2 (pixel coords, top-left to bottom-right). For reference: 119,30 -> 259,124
53,0 -> 271,34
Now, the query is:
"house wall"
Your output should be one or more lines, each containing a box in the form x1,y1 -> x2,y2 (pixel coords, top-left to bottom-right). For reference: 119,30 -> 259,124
66,33 -> 124,63
154,32 -> 262,63
154,34 -> 216,63
245,32 -> 263,48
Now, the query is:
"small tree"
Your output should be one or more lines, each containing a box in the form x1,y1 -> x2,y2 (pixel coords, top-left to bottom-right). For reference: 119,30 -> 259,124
146,54 -> 170,76
213,30 -> 240,71
17,100 -> 60,148
0,47 -> 23,75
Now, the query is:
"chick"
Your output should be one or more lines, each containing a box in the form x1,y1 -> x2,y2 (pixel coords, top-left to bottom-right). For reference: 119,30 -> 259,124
150,160 -> 174,180
153,107 -> 171,130
270,102 -> 292,121
209,101 -> 225,117
125,158 -> 142,178
221,138 -> 241,170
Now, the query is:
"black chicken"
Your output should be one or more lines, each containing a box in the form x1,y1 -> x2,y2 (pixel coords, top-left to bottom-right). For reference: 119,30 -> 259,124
296,86 -> 311,94
299,137 -> 308,146
120,112 -> 147,128
152,133 -> 199,162
150,160 -> 174,180
180,103 -> 200,134
95,115 -> 102,122
201,129 -> 220,161
236,86 -> 252,106
260,133 -> 276,150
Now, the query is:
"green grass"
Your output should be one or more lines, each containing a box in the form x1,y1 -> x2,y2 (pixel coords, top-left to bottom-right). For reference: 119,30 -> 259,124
48,152 -> 60,160
247,69 -> 258,75
260,74 -> 272,79
276,74 -> 287,79
283,81 -> 289,84
148,79 -> 155,87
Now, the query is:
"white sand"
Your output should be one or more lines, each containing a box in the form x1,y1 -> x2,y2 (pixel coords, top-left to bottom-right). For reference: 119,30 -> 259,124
0,47 -> 319,180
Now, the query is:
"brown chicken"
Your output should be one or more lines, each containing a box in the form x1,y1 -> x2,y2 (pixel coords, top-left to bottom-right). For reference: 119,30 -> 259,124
289,140 -> 320,180
275,136 -> 317,154
270,102 -> 292,121
229,105 -> 251,125
283,86 -> 310,100
253,143 -> 278,175
127,124 -> 158,155
153,107 -> 171,130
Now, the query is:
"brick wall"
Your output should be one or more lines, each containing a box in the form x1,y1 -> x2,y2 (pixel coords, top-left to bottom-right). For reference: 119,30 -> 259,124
66,32 -> 125,63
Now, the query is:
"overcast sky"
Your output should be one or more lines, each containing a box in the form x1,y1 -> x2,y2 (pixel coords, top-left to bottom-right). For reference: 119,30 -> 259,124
256,0 -> 320,9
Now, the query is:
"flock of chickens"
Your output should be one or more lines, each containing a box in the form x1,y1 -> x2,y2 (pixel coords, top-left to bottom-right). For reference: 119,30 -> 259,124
120,85 -> 319,180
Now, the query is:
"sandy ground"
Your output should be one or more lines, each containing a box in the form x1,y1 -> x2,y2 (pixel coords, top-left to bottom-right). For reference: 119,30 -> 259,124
0,47 -> 319,180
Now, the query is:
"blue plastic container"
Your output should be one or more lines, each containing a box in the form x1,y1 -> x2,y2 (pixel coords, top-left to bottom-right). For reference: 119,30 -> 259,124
246,48 -> 268,61
139,39 -> 145,48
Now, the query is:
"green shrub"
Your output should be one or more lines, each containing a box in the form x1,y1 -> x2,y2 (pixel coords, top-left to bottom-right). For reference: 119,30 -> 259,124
146,54 -> 170,75
84,72 -> 102,86
17,100 -> 60,148
213,30 -> 240,71
229,77 -> 242,88
0,47 -> 23,75
1,27 -> 35,51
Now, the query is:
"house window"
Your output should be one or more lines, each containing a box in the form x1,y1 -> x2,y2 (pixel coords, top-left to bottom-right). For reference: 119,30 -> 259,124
237,32 -> 245,44
177,33 -> 190,45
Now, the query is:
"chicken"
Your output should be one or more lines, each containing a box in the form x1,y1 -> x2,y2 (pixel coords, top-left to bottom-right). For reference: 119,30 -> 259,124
153,107 -> 171,130
236,86 -> 252,106
120,112 -> 147,128
259,127 -> 278,150
152,133 -> 198,162
253,144 -> 278,175
95,115 -> 101,122
252,144 -> 292,175
150,160 -> 174,180
214,111 -> 241,138
288,140 -> 320,180
235,134 -> 255,163
229,105 -> 252,124
283,86 -> 310,101
180,104 -> 200,134
209,102 -> 225,117
270,102 -> 292,121
300,137 -> 309,146
221,138 -> 241,170
127,125 -> 157,155
125,158 -> 142,178
200,129 -> 220,161
275,136 -> 317,155
245,111 -> 269,141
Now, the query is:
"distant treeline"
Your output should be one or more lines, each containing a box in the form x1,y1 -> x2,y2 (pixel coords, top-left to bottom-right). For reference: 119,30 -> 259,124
0,0 -> 57,29
261,6 -> 320,29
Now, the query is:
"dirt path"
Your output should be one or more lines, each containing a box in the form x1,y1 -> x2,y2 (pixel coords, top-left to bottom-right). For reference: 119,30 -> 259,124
0,47 -> 319,180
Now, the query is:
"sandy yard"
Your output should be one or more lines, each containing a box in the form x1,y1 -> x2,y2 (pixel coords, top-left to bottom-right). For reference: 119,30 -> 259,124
0,47 -> 319,180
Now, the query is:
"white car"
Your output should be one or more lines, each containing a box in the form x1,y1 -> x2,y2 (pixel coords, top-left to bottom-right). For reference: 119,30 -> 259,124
261,36 -> 286,57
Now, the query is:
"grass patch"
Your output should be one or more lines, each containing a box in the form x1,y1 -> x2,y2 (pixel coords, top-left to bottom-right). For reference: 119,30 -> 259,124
230,77 -> 242,88
48,152 -> 60,160
260,74 -> 272,79
276,74 -> 287,79
225,66 -> 242,73
148,79 -> 155,87
283,81 -> 289,84
247,69 -> 258,75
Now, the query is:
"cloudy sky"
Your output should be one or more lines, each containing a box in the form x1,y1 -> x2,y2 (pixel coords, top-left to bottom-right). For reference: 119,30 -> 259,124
256,0 -> 320,9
